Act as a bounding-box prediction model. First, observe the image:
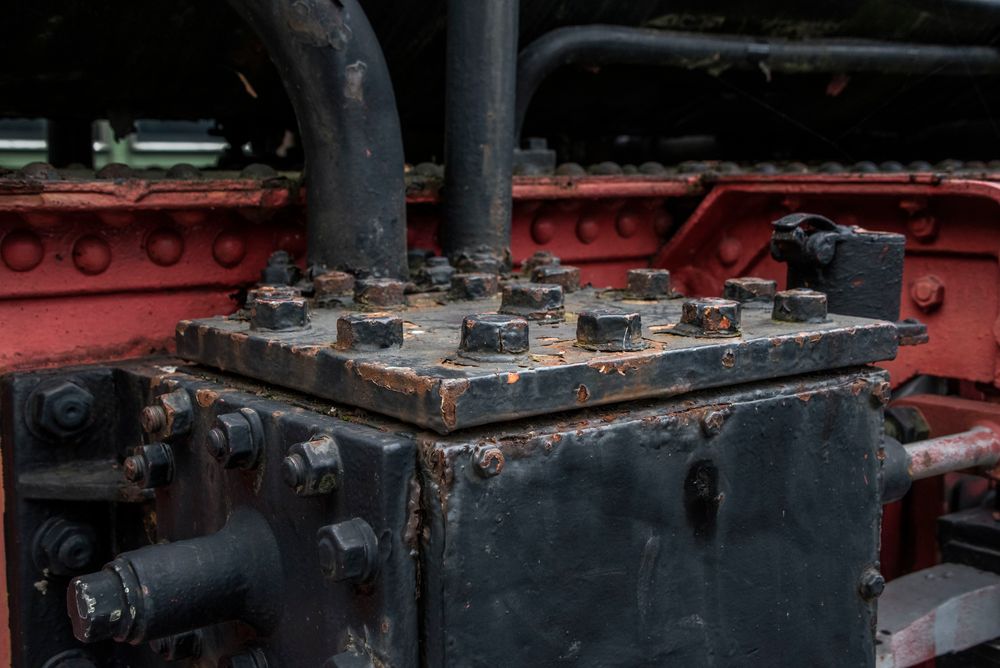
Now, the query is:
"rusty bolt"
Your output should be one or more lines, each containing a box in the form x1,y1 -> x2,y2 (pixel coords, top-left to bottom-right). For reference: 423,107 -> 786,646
282,435 -> 341,496
313,271 -> 356,302
336,313 -> 403,351
521,251 -> 559,275
472,445 -> 505,477
906,214 -> 938,243
250,295 -> 309,331
420,256 -> 455,288
576,309 -> 645,352
460,314 -> 530,356
909,275 -> 944,312
674,298 -> 741,337
872,380 -> 892,407
140,388 -> 192,438
772,288 -> 828,323
354,278 -> 405,307
245,285 -> 297,309
625,268 -> 672,300
723,277 -> 777,303
859,567 -> 886,600
450,272 -> 500,300
206,409 -> 264,470
499,283 -> 564,322
531,264 -> 581,292
316,518 -> 379,582
456,251 -> 503,275
123,442 -> 174,488
30,380 -> 95,440
32,517 -> 97,577
701,410 -> 727,437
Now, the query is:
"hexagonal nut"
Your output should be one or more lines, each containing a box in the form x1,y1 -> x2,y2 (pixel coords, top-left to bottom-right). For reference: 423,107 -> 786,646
673,298 -> 741,337
316,518 -> 379,583
33,517 -> 98,577
336,313 -> 403,351
531,264 -> 581,292
499,283 -> 564,321
723,277 -> 777,303
354,278 -> 405,307
576,309 -> 645,351
250,296 -> 309,331
521,251 -> 560,276
420,256 -> 455,288
456,252 -> 502,275
625,269 -> 672,300
209,409 -> 263,470
460,314 -> 530,357
313,271 -> 356,302
143,388 -> 192,438
30,380 -> 95,440
281,435 -> 341,496
772,288 -> 828,323
260,249 -> 299,285
123,442 -> 174,489
450,273 -> 500,300
909,275 -> 945,312
472,444 -> 505,477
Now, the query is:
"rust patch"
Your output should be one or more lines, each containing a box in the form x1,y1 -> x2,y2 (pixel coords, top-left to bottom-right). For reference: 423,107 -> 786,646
439,378 -> 471,430
587,354 -> 654,376
721,349 -> 735,368
195,388 -> 220,408
507,372 -> 520,384
576,384 -> 590,402
354,362 -> 435,397
851,379 -> 868,396
403,475 -> 423,553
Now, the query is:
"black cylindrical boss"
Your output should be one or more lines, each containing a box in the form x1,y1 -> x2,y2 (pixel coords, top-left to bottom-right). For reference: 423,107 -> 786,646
771,213 -> 906,321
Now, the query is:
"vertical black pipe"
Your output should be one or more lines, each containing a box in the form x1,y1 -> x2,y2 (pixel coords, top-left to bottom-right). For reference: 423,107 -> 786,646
229,0 -> 408,279
47,119 -> 94,168
442,0 -> 519,270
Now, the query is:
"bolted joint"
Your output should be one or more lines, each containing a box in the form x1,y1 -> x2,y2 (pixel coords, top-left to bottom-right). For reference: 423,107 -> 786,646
472,444 -> 505,477
450,272 -> 500,300
140,388 -> 192,438
313,271 -> 356,305
336,313 -> 404,351
772,288 -> 828,323
459,314 -> 530,357
149,629 -> 203,662
417,256 -> 456,288
909,275 -> 945,312
530,264 -> 581,292
673,298 -> 742,338
625,268 -> 672,300
245,285 -> 299,310
354,278 -> 406,307
207,408 -> 265,470
499,283 -> 564,322
123,443 -> 174,489
723,277 -> 777,303
858,566 -> 886,600
454,251 -> 503,275
250,295 -> 309,332
29,380 -> 95,440
576,309 -> 645,352
281,435 -> 341,496
33,517 -> 98,577
316,518 -> 379,583
521,251 -> 560,276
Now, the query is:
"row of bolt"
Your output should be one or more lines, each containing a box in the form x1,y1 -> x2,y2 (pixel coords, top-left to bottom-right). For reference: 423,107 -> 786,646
7,161 -> 282,182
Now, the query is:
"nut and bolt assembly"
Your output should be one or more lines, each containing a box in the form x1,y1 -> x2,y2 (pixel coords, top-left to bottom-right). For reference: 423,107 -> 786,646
354,278 -> 406,307
625,268 -> 672,300
139,388 -> 192,438
32,517 -> 98,577
673,298 -> 742,337
576,309 -> 645,352
909,275 -> 944,312
336,313 -> 404,350
282,435 -> 341,496
206,408 -> 265,470
530,264 -> 580,292
723,277 -> 777,303
250,294 -> 309,331
772,288 -> 828,323
316,518 -> 379,583
123,442 -> 175,488
459,314 -> 530,357
30,380 -> 94,440
450,272 -> 500,300
499,283 -> 564,321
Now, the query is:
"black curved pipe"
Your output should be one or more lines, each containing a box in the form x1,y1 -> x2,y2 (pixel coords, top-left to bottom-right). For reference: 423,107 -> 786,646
516,25 -> 1000,139
229,0 -> 408,279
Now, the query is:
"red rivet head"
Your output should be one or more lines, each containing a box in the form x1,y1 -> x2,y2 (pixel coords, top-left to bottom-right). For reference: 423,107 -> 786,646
72,235 -> 112,275
576,216 -> 600,244
615,211 -> 641,238
717,237 -> 743,266
276,229 -> 307,259
146,228 -> 184,267
531,215 -> 556,245
1,230 -> 44,272
213,231 -> 246,268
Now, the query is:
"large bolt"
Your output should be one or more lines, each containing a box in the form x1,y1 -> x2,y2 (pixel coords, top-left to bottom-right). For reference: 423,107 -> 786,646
906,214 -> 938,243
354,278 -> 405,307
450,273 -> 500,300
30,380 -> 95,440
625,269 -> 672,300
499,283 -> 564,322
40,650 -> 97,668
521,251 -> 559,275
909,275 -> 944,312
455,251 -> 502,275
772,288 -> 828,323
674,298 -> 742,337
149,629 -> 203,662
576,309 -> 645,352
316,518 -> 379,583
313,271 -> 356,303
250,294 -> 309,331
420,256 -> 455,288
281,435 -> 341,496
140,388 -> 192,438
531,264 -> 580,292
260,249 -> 299,286
123,443 -> 174,489
858,566 -> 886,600
206,409 -> 264,470
459,314 -> 530,357
33,517 -> 98,577
336,314 -> 403,351
723,277 -> 777,303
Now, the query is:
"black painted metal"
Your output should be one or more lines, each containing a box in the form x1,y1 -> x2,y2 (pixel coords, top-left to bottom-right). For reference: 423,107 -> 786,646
442,0 -> 519,269
228,0 -> 408,279
514,25 -> 1000,139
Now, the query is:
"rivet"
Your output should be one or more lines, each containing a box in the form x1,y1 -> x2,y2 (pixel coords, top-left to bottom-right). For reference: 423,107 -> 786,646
673,298 -> 742,337
576,309 -> 645,352
146,228 -> 184,267
652,209 -> 673,237
1,230 -> 44,271
531,215 -> 557,244
716,237 -> 742,266
576,216 -> 600,244
22,162 -> 60,180
72,235 -> 112,275
212,231 -> 247,268
472,445 -> 504,477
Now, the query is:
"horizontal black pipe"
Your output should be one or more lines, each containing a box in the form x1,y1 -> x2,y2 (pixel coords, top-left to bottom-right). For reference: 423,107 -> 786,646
442,0 -> 519,269
516,25 -> 1000,138
229,0 -> 408,278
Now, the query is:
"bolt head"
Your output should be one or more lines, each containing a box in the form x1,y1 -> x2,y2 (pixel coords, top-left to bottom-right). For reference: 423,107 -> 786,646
455,252 -> 502,275
625,269 -> 672,300
316,518 -> 378,582
723,277 -> 777,303
139,406 -> 166,434
459,314 -> 530,356
283,435 -> 341,496
250,296 -> 309,331
772,288 -> 828,323
450,272 -> 500,300
31,381 -> 95,440
336,313 -> 404,351
472,445 -> 505,477
313,271 -> 356,301
126,443 -> 174,488
531,264 -> 581,292
67,569 -> 128,642
576,309 -> 645,351
909,275 -> 944,312
211,410 -> 261,470
859,567 -> 886,600
34,517 -> 98,576
499,283 -> 564,321
675,298 -> 742,337
354,278 -> 405,307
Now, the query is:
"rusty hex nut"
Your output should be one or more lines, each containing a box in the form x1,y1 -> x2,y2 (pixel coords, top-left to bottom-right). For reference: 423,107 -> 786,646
625,269 -> 672,300
29,380 -> 95,441
123,442 -> 174,489
450,272 -> 500,300
499,283 -> 564,321
859,567 -> 885,600
673,298 -> 742,337
576,309 -> 645,352
723,277 -> 777,303
250,295 -> 309,331
336,313 -> 403,351
282,435 -> 341,496
521,251 -> 560,275
354,278 -> 405,307
207,408 -> 264,470
772,288 -> 828,323
909,275 -> 944,312
316,518 -> 379,583
459,314 -> 530,356
141,388 -> 192,438
245,285 -> 298,309
313,271 -> 356,301
456,252 -> 502,275
531,264 -> 581,292
33,517 -> 98,577
420,256 -> 455,287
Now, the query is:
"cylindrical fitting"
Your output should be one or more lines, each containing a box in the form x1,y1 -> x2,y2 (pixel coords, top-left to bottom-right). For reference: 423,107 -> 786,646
316,518 -> 379,583
626,269 -> 672,300
576,309 -> 645,352
907,426 -> 1000,481
459,314 -> 530,356
67,509 -> 282,644
772,288 -> 828,323
123,443 -> 174,489
673,298 -> 741,337
499,283 -> 564,321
